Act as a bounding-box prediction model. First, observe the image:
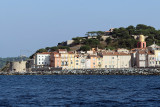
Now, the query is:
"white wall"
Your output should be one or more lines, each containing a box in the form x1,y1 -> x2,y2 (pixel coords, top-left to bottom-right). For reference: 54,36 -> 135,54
35,54 -> 50,66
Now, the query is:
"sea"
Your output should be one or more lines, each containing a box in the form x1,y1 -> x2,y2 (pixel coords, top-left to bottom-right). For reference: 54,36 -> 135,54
0,75 -> 160,107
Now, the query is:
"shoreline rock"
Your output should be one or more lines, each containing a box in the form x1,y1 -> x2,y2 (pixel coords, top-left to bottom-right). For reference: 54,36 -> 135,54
1,68 -> 160,75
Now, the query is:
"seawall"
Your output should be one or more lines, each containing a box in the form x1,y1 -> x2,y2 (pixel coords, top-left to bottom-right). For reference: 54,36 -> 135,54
1,68 -> 160,75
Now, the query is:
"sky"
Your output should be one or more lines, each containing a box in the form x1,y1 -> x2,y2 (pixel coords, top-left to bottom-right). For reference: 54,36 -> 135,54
0,0 -> 160,57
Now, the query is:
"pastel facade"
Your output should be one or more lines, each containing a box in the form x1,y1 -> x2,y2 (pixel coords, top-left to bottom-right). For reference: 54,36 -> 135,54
148,44 -> 160,67
90,55 -> 97,68
147,53 -> 155,67
97,56 -> 103,68
59,49 -> 69,69
136,49 -> 147,68
74,55 -> 80,69
85,58 -> 91,68
102,52 -> 131,68
50,52 -> 61,68
68,52 -> 75,69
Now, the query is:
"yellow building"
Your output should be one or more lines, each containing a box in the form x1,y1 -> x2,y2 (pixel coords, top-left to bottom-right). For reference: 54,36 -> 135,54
74,55 -> 80,69
58,49 -> 69,69
68,52 -> 75,69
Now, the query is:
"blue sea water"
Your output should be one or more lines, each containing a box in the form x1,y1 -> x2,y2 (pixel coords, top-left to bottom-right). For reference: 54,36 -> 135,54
0,75 -> 160,107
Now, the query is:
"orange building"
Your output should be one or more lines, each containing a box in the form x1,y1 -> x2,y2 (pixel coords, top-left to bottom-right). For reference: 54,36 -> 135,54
90,55 -> 97,68
50,52 -> 61,68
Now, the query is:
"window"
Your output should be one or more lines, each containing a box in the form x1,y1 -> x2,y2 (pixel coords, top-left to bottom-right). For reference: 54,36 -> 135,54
61,62 -> 64,66
42,62 -> 43,64
76,63 -> 78,65
39,62 -> 40,64
76,60 -> 78,62
112,57 -> 114,59
93,63 -> 95,65
71,62 -> 73,64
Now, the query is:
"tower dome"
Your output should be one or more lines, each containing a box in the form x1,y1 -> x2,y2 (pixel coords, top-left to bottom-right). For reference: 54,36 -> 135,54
139,35 -> 145,42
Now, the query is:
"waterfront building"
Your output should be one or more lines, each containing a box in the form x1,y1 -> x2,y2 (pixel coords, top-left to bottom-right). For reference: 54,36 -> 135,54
96,56 -> 103,68
74,55 -> 80,69
68,51 -> 75,69
148,44 -> 160,67
102,52 -> 131,68
35,52 -> 51,68
85,57 -> 91,68
58,49 -> 69,69
50,52 -> 61,68
90,55 -> 97,68
79,54 -> 87,69
136,49 -> 148,68
147,51 -> 155,67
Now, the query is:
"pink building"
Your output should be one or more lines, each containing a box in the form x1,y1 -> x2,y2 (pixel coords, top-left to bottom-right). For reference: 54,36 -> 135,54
50,52 -> 61,68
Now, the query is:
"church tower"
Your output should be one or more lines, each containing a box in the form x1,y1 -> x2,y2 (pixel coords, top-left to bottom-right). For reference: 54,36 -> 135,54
137,35 -> 146,48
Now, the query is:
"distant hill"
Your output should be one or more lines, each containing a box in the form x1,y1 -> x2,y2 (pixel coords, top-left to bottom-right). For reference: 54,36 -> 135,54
0,57 -> 28,69
30,24 -> 160,58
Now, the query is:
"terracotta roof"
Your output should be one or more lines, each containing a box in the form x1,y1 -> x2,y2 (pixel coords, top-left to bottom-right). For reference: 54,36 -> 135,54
102,52 -> 130,56
90,55 -> 97,57
37,52 -> 51,55
58,49 -> 67,51
52,52 -> 59,54
68,51 -> 74,54
105,31 -> 111,33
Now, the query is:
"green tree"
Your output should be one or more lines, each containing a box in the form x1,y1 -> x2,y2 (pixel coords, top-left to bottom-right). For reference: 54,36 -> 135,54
80,45 -> 91,51
36,48 -> 47,53
105,37 -> 112,44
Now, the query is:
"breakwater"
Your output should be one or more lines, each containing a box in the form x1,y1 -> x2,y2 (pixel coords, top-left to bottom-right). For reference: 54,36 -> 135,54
1,68 -> 160,75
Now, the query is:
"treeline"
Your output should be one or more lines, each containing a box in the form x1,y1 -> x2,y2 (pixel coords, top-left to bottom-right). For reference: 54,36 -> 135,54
0,57 -> 28,69
111,24 -> 160,49
30,24 -> 160,57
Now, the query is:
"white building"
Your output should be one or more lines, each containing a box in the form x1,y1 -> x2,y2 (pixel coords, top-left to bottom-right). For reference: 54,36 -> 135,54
136,49 -> 147,68
35,52 -> 51,67
102,52 -> 131,68
85,58 -> 91,68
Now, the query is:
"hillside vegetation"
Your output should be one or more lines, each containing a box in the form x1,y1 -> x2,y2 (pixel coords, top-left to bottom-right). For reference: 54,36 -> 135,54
30,24 -> 160,58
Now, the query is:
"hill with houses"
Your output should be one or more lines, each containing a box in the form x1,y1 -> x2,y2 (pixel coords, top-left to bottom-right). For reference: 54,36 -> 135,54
30,24 -> 160,58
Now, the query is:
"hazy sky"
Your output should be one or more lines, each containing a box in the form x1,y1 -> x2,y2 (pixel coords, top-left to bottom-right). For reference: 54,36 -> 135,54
0,0 -> 160,57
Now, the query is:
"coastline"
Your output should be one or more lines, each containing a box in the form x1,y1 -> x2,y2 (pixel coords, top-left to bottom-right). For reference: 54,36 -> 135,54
1,68 -> 160,75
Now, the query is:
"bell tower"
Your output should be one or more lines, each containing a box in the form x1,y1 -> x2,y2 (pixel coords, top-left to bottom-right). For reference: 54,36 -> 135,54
137,35 -> 146,48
